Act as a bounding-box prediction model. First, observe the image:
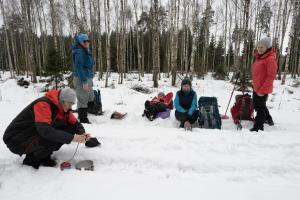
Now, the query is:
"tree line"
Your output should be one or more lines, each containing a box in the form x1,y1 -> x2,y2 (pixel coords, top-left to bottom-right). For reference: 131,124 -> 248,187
0,0 -> 299,87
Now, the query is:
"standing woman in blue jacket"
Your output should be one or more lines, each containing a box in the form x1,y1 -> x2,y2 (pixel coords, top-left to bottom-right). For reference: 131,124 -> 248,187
174,78 -> 198,130
72,33 -> 95,123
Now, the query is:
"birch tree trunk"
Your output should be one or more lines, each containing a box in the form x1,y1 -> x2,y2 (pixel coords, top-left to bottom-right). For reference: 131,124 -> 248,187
133,0 -> 142,81
23,0 -> 37,82
104,0 -> 111,87
227,2 -> 233,72
0,0 -> 14,78
152,0 -> 160,88
277,0 -> 291,80
119,0 -> 126,84
96,0 -> 103,80
224,0 -> 228,73
171,0 -> 178,86
184,1 -> 190,75
49,0 -> 58,49
281,33 -> 292,85
232,0 -> 241,81
73,0 -> 80,32
189,0 -> 199,80
80,0 -> 88,30
140,0 -> 145,77
282,0 -> 298,84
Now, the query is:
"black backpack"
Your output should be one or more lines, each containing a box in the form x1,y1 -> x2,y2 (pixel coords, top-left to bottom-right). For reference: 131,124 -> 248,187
198,97 -> 222,129
17,78 -> 30,88
87,89 -> 103,115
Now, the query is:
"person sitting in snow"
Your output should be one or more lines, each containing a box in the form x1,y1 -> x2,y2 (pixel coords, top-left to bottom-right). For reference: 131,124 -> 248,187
143,92 -> 173,121
3,88 -> 99,169
174,78 -> 198,130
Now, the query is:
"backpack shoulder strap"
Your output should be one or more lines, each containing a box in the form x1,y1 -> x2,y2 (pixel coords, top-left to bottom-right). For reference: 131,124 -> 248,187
33,96 -> 58,122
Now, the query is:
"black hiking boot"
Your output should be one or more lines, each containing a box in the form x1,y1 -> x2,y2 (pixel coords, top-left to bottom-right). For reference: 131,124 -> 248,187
265,118 -> 274,126
78,108 -> 91,124
41,155 -> 57,167
250,126 -> 264,132
23,154 -> 41,169
179,123 -> 184,128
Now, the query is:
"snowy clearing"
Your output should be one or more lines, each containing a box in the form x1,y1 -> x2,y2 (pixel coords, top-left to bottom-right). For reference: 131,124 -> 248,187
0,73 -> 300,200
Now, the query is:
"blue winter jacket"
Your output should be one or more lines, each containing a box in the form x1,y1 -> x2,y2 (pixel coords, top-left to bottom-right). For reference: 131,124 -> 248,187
174,89 -> 197,116
72,44 -> 95,84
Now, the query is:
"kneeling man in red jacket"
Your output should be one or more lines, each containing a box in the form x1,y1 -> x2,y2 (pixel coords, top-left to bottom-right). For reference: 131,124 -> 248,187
3,88 -> 94,169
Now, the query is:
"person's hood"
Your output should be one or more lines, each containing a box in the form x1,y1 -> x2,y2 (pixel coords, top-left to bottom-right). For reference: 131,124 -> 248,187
71,44 -> 92,57
72,44 -> 82,55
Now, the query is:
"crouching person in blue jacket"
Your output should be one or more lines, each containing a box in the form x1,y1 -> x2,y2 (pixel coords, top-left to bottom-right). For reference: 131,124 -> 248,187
174,78 -> 198,130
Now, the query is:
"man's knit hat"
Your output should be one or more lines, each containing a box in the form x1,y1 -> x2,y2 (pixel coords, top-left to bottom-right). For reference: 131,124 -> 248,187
59,88 -> 76,104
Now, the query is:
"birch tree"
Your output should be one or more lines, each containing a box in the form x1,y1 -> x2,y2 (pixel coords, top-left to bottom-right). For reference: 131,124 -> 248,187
104,0 -> 111,87
152,0 -> 160,87
0,0 -> 14,78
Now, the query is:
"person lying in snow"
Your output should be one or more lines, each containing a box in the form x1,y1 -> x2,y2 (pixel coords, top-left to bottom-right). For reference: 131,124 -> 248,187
174,78 -> 198,130
143,92 -> 173,121
3,88 -> 99,169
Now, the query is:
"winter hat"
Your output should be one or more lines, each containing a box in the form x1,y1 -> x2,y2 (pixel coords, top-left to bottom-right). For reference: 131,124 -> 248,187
76,33 -> 89,43
158,92 -> 165,97
181,78 -> 192,87
257,37 -> 272,49
59,88 -> 77,104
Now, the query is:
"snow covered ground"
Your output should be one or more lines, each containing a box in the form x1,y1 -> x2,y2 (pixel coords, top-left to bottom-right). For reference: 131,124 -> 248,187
0,72 -> 300,200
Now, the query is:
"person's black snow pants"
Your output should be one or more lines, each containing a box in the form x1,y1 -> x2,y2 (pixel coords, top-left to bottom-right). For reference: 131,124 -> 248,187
253,92 -> 273,129
25,125 -> 76,160
175,110 -> 198,126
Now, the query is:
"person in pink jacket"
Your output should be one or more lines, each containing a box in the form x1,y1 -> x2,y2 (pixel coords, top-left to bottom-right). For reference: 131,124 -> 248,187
250,37 -> 278,132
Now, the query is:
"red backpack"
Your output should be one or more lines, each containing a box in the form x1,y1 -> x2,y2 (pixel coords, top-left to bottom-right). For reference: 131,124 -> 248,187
230,93 -> 254,127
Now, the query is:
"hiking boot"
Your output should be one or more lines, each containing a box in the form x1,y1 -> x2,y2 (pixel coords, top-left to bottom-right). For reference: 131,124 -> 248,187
265,118 -> 274,126
80,118 -> 91,124
78,108 -> 91,124
236,123 -> 242,130
23,154 -> 40,169
250,126 -> 264,132
184,121 -> 192,131
179,123 -> 184,128
87,102 -> 97,114
41,155 -> 57,167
